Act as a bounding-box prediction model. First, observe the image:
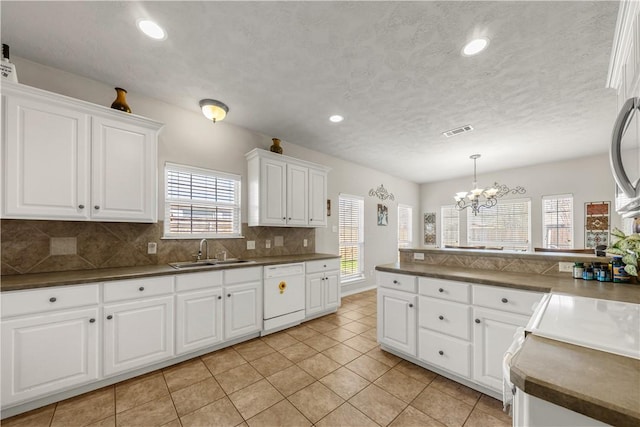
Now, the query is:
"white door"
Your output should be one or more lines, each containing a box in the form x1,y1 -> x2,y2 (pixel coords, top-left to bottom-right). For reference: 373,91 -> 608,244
259,158 -> 287,225
175,288 -> 223,355
472,307 -> 529,391
103,296 -> 174,376
308,169 -> 327,227
1,307 -> 99,406
286,164 -> 308,226
324,273 -> 340,311
305,273 -> 324,316
3,93 -> 91,220
224,282 -> 262,340
378,288 -> 417,356
91,115 -> 157,222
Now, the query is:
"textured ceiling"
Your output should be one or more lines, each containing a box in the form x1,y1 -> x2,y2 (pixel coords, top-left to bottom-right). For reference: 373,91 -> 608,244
1,1 -> 619,183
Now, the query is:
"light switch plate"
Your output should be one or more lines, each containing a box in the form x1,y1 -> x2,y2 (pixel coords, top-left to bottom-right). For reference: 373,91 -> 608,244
247,240 -> 256,250
413,252 -> 425,260
303,239 -> 308,247
265,240 -> 271,249
147,242 -> 157,254
558,262 -> 573,272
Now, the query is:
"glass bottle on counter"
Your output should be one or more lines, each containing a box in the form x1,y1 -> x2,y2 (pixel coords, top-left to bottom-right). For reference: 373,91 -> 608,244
612,257 -> 630,283
582,264 -> 594,281
572,262 -> 584,279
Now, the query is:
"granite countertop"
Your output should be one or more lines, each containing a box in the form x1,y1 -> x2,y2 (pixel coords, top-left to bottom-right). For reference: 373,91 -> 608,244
510,335 -> 640,426
0,253 -> 340,292
376,262 -> 640,304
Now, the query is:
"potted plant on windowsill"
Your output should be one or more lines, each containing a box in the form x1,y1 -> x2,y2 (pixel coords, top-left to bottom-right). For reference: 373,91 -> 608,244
607,228 -> 640,276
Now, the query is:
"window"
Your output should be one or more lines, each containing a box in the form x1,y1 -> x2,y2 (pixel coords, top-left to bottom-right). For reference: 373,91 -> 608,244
542,194 -> 573,249
398,204 -> 413,249
467,198 -> 531,250
441,205 -> 460,246
339,194 -> 364,282
164,163 -> 241,238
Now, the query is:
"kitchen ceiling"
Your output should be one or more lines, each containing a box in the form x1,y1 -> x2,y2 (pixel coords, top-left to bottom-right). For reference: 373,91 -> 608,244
1,1 -> 619,183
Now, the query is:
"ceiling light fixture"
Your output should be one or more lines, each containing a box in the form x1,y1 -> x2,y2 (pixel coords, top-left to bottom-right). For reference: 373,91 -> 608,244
462,37 -> 489,56
137,19 -> 166,40
329,115 -> 344,123
199,99 -> 229,123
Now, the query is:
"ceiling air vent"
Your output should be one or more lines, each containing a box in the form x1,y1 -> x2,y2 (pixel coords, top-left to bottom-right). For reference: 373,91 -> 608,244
443,125 -> 474,138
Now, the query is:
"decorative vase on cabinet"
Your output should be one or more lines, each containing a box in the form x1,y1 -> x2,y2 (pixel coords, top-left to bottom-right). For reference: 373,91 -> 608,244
270,138 -> 283,154
110,87 -> 131,113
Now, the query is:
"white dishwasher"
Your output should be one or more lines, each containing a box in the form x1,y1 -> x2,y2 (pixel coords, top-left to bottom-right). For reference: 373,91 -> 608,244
262,263 -> 305,335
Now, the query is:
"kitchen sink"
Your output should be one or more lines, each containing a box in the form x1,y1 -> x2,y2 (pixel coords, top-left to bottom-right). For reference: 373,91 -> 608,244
169,259 -> 255,269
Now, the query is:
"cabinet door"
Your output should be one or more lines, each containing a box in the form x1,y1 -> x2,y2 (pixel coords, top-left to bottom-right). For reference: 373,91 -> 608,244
175,288 -> 223,355
305,273 -> 325,317
3,93 -> 91,220
103,296 -> 174,376
1,307 -> 99,406
224,282 -> 262,340
324,272 -> 340,311
286,164 -> 308,226
259,158 -> 287,225
378,288 -> 417,356
308,168 -> 327,227
472,307 -> 529,391
91,115 -> 157,222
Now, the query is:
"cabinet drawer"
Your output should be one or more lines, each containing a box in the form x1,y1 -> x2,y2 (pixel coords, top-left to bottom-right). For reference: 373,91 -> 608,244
175,271 -> 223,293
2,284 -> 99,318
104,276 -> 173,303
419,277 -> 470,303
418,328 -> 471,378
472,285 -> 542,316
224,267 -> 262,284
418,297 -> 471,341
378,271 -> 417,293
306,258 -> 340,274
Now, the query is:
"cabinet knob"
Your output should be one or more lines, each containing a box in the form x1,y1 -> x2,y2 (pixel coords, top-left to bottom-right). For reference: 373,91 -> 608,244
475,319 -> 481,324
323,264 -> 327,268
227,294 -> 231,298
78,204 -> 85,209
107,315 -> 113,320
438,315 -> 444,320
408,303 -> 414,308
49,297 -> 57,303
94,205 -> 100,210
282,217 -> 286,220
393,280 -> 398,284
438,288 -> 444,293
89,318 -> 96,323
288,217 -> 291,220
218,296 -> 222,300
438,350 -> 444,356
501,298 -> 508,303
310,218 -> 313,221
139,287 -> 145,291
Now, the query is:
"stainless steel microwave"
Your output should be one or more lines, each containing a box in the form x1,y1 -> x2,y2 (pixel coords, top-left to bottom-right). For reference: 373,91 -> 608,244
610,96 -> 640,217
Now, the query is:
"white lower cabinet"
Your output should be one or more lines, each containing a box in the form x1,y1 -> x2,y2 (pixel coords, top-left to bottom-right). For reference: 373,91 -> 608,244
224,281 -> 262,340
103,295 -> 174,377
378,287 -> 417,356
472,307 -> 530,390
305,259 -> 341,318
175,288 -> 223,355
418,329 -> 471,377
1,307 -> 99,406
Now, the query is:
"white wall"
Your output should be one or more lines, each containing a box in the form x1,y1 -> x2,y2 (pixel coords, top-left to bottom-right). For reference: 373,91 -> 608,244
420,154 -> 620,249
11,56 -> 420,293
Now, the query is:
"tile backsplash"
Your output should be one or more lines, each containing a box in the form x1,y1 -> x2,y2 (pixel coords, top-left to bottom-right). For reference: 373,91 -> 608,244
1,220 -> 316,275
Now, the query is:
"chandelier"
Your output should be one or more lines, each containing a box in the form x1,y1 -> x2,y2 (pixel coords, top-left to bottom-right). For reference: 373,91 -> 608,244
454,154 -> 526,216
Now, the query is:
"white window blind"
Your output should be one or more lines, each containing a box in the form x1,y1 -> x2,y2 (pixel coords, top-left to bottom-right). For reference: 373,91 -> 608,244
164,163 -> 241,238
339,194 -> 364,282
398,204 -> 413,249
441,205 -> 460,246
542,194 -> 573,249
467,198 -> 531,250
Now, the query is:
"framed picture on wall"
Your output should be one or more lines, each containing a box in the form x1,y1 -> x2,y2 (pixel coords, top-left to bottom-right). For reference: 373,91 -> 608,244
377,204 -> 388,226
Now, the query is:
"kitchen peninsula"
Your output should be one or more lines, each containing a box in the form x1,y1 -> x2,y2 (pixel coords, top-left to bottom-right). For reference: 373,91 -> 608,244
376,247 -> 640,426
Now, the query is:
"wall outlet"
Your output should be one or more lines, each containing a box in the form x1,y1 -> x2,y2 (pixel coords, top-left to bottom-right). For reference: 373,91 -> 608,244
558,262 -> 573,272
303,239 -> 308,247
274,236 -> 284,247
247,240 -> 255,250
265,240 -> 271,249
147,242 -> 157,255
413,252 -> 425,260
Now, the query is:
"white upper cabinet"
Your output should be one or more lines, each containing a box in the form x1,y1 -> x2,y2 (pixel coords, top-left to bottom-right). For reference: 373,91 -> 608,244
246,148 -> 329,227
1,81 -> 162,222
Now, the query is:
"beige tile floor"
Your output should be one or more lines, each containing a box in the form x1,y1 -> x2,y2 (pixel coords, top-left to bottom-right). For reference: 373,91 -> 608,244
3,289 -> 512,427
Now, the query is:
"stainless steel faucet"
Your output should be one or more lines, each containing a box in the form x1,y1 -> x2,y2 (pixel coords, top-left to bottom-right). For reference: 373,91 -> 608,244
197,239 -> 209,261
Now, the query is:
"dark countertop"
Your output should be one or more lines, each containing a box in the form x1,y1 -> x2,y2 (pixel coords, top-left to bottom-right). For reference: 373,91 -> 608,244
0,253 -> 340,292
510,335 -> 640,426
376,262 -> 640,304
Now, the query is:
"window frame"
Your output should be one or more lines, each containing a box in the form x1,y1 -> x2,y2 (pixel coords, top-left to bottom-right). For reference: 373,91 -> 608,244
542,194 -> 574,249
466,198 -> 532,251
163,162 -> 242,239
338,194 -> 365,284
441,205 -> 460,247
398,204 -> 413,249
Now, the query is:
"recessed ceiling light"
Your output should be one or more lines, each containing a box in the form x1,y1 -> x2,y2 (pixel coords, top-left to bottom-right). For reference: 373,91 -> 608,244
329,115 -> 344,123
137,19 -> 166,40
462,37 -> 489,56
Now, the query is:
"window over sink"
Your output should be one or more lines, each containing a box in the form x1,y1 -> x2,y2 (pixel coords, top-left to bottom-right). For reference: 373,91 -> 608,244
164,163 -> 242,238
